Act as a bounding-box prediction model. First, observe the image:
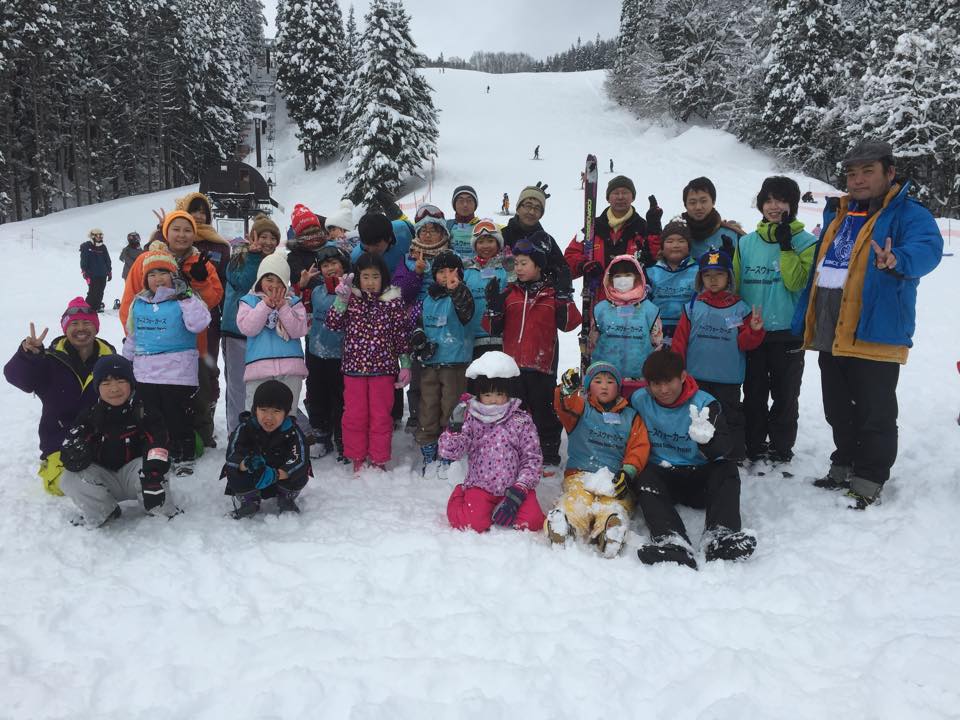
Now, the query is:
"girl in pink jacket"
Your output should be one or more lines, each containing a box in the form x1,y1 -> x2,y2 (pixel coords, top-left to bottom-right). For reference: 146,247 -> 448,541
439,351 -> 545,532
236,252 -> 309,414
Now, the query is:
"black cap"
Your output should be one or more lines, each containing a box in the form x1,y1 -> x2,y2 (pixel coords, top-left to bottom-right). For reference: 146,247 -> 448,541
842,139 -> 894,168
252,380 -> 293,414
92,355 -> 135,388
431,250 -> 464,280
315,244 -> 351,271
357,213 -> 395,247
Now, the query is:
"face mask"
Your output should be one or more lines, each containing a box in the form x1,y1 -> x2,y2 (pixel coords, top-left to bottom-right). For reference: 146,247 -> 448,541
612,276 -> 635,292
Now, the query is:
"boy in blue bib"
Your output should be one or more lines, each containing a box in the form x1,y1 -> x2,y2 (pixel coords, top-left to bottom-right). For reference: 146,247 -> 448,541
630,350 -> 756,569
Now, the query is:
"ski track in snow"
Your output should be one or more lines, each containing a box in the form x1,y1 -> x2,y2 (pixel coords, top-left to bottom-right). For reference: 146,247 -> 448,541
1,69 -> 959,718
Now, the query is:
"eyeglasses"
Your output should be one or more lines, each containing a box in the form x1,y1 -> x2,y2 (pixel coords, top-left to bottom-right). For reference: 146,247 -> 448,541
63,305 -> 96,317
418,224 -> 443,235
415,204 -> 444,223
517,201 -> 543,213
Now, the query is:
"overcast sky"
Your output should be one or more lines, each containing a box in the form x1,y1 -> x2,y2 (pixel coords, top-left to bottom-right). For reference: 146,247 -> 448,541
263,0 -> 621,60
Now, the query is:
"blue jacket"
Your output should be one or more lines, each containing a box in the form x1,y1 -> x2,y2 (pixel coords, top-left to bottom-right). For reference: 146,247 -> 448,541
80,241 -> 112,278
308,285 -> 344,359
239,294 -> 306,364
791,181 -> 943,351
222,250 -> 264,337
463,255 -> 514,341
421,287 -> 475,366
350,219 -> 413,275
646,257 -> 699,327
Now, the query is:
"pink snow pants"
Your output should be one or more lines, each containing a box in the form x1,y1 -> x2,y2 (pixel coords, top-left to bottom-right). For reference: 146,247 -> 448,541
342,375 -> 396,465
447,484 -> 546,533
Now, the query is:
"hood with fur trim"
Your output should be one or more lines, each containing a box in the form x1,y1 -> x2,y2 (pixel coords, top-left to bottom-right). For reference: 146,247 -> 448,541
601,254 -> 648,306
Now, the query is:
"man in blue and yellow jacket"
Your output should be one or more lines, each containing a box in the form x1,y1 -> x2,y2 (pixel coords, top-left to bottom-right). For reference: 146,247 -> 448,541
793,139 -> 943,508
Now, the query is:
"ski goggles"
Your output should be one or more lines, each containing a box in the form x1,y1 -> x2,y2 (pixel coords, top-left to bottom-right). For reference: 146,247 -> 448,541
414,204 -> 444,223
127,232 -> 140,241
472,220 -> 500,238
63,304 -> 97,317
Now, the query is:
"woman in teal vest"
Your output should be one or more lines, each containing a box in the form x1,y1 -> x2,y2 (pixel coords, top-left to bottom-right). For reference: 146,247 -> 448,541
733,176 -> 816,464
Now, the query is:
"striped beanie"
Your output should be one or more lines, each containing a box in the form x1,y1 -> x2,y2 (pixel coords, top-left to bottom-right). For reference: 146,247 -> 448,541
584,360 -> 622,391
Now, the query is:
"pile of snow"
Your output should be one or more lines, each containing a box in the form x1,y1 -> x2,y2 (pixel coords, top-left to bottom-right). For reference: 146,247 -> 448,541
1,69 -> 958,718
579,466 -> 618,497
465,350 -> 519,379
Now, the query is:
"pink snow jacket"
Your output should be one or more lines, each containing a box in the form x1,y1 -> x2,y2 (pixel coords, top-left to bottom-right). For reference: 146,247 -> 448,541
325,285 -> 412,376
236,292 -> 309,381
438,398 -> 542,495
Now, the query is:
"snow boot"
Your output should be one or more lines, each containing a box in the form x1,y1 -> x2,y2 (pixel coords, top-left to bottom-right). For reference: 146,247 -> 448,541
597,514 -> 626,558
437,459 -> 452,481
174,460 -> 195,477
352,459 -> 365,474
310,432 -> 333,459
545,508 -> 571,545
637,536 -> 698,570
420,442 -> 438,476
276,487 -> 301,514
704,529 -> 757,562
813,463 -> 852,491
231,490 -> 261,519
111,298 -> 120,311
405,415 -> 419,435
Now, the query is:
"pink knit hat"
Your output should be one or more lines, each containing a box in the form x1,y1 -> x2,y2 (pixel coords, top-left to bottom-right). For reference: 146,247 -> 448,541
61,297 -> 100,333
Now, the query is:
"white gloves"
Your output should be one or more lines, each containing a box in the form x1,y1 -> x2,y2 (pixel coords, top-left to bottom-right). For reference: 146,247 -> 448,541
688,405 -> 715,444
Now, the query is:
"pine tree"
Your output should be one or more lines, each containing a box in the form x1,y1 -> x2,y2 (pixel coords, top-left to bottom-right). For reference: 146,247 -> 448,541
344,4 -> 360,74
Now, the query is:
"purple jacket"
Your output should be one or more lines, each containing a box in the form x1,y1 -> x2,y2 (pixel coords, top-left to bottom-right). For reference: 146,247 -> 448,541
325,286 -> 412,376
438,398 -> 542,495
4,336 -> 116,457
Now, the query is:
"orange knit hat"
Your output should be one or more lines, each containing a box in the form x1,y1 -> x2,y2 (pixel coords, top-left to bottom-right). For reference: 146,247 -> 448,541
161,210 -> 197,240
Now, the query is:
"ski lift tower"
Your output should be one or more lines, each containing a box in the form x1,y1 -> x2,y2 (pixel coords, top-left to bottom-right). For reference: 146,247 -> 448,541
199,161 -> 280,244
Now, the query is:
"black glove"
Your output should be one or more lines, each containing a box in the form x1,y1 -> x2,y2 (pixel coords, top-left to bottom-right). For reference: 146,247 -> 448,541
375,189 -> 403,221
189,251 -> 210,282
612,468 -> 632,499
775,217 -> 794,251
140,469 -> 166,512
555,295 -> 569,328
492,485 -> 527,526
560,368 -> 581,396
485,278 -> 504,314
409,328 -> 437,362
645,195 -> 663,235
142,457 -> 170,478
582,260 -> 603,280
448,399 -> 469,432
61,430 -> 98,472
720,234 -> 736,257
534,181 -> 551,199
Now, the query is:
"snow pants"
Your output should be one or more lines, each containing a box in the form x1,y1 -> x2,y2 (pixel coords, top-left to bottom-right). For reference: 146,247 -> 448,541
633,460 -> 741,544
447,484 -> 546,533
818,352 -> 899,493
60,459 -> 176,527
245,375 -> 304,419
85,276 -> 106,310
698,380 -> 746,461
416,364 -> 468,447
221,335 -> 247,435
743,339 -> 804,458
138,383 -> 197,462
553,472 -> 633,542
342,375 -> 396,465
305,353 -> 344,452
516,369 -> 562,463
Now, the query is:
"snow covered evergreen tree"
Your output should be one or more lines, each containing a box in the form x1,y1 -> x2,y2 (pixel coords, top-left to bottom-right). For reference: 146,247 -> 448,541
341,0 -> 438,207
344,4 -> 361,75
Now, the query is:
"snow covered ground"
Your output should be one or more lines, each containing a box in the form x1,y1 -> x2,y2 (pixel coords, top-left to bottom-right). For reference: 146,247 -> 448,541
2,69 -> 959,719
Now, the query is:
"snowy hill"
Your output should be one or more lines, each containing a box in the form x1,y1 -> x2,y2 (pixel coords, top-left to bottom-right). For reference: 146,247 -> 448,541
2,69 -> 959,719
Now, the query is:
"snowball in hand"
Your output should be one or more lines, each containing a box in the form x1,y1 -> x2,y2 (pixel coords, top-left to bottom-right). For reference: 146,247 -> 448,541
465,350 -> 520,380
688,405 -> 715,444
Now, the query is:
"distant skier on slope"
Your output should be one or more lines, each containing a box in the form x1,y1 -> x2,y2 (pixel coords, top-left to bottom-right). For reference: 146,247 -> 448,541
533,145 -> 540,160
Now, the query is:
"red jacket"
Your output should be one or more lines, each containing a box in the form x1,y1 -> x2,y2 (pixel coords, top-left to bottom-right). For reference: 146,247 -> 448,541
483,281 -> 582,374
671,290 -> 765,363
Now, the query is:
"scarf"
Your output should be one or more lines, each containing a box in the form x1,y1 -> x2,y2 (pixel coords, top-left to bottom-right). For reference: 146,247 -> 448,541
468,397 -> 518,424
682,209 -> 722,241
410,235 -> 449,260
606,206 -> 635,232
605,280 -> 647,306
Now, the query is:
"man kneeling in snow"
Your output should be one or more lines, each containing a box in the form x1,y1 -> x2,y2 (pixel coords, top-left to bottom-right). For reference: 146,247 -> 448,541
629,350 -> 756,569
548,361 -> 651,558
60,356 -> 179,527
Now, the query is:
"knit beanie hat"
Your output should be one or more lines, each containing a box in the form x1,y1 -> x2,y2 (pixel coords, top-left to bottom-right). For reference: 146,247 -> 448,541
252,379 -> 293,414
251,213 -> 281,241
61,296 -> 100,333
431,250 -> 464,280
316,244 -> 351,272
512,237 -> 547,269
517,185 -> 547,212
584,360 -> 622,391
254,250 -> 291,290
412,216 -> 451,259
290,203 -> 322,236
92,355 -> 135,388
606,175 -> 636,200
140,248 -> 179,283
451,185 -> 478,211
324,199 -> 355,231
661,219 -> 692,242
357,213 -> 395,247
161,210 -> 197,240
471,219 -> 504,251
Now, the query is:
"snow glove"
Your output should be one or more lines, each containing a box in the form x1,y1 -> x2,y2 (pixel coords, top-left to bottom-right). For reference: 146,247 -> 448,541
484,278 -> 504,315
775,217 -> 795,251
410,327 -> 437,362
245,454 -> 278,490
139,468 -> 167,512
334,272 -> 354,299
447,395 -> 471,432
612,467 -> 633,499
395,367 -> 412,389
688,405 -> 716,444
492,485 -> 527,527
560,368 -> 581,397
645,195 -> 663,235
189,251 -> 210,282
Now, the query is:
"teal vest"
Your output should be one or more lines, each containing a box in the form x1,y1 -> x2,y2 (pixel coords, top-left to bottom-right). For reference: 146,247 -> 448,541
685,299 -> 751,384
630,388 -> 715,467
566,402 -> 638,474
646,258 -> 699,326
132,297 -> 195,355
593,299 -> 660,379
239,295 -> 305,364
447,221 -> 476,259
422,294 -> 474,365
737,230 -> 816,331
465,263 -> 509,339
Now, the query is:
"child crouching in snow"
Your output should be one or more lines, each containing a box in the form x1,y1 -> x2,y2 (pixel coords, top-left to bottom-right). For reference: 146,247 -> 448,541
629,350 -> 756,570
221,380 -> 312,518
547,361 -> 651,557
439,352 -> 545,533
60,355 -> 180,527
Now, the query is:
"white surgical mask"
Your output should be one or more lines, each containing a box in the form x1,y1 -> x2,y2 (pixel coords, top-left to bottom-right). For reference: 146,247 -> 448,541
612,276 -> 635,292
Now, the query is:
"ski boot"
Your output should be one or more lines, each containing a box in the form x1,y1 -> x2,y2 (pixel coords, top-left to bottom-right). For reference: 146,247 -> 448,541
813,463 -> 851,491
703,528 -> 757,562
310,432 -> 334,459
420,442 -> 438,476
637,535 -> 698,569
231,490 -> 261,519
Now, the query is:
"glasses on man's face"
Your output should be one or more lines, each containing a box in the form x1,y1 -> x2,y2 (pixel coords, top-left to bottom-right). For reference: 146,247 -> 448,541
63,305 -> 96,317
517,202 -> 542,214
419,225 -> 443,236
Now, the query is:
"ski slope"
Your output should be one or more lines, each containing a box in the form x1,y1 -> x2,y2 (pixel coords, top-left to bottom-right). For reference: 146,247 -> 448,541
1,69 -> 959,719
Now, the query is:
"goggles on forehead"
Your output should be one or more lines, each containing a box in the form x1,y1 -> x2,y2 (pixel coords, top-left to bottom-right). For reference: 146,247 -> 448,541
415,204 -> 444,222
63,304 -> 96,317
472,220 -> 499,237
127,232 -> 140,240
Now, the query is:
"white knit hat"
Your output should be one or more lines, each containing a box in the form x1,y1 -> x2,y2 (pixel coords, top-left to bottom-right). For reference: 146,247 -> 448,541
253,251 -> 291,290
325,199 -> 356,231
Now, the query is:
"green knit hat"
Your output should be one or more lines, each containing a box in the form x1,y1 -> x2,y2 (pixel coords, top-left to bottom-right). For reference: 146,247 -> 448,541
606,175 -> 636,200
